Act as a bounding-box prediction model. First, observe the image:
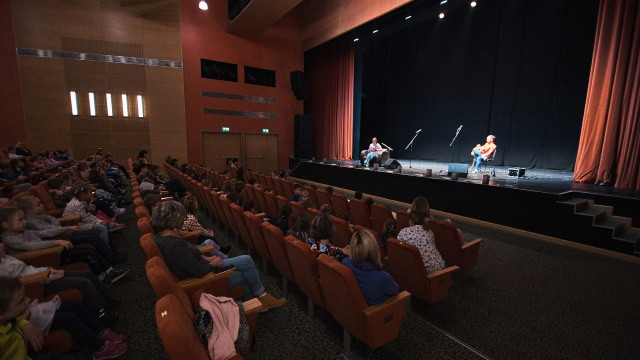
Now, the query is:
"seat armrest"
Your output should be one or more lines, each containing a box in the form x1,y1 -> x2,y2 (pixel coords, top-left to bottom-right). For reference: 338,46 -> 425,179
58,215 -> 81,226
427,265 -> 460,279
178,270 -> 234,298
182,231 -> 201,245
14,246 -> 64,264
198,245 -> 214,254
461,238 -> 483,250
460,238 -> 483,268
242,298 -> 264,315
20,270 -> 51,285
362,291 -> 411,316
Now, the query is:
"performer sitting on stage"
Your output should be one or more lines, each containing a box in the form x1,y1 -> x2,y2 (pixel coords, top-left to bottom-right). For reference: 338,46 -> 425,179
364,137 -> 383,167
471,135 -> 497,173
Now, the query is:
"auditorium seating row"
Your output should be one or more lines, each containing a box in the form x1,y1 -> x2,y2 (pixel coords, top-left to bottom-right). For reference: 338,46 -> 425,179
3,160 -> 99,355
162,163 -> 415,353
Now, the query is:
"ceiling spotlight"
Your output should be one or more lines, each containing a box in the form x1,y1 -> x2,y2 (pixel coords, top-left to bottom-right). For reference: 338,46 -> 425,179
440,0 -> 448,5
199,0 -> 208,10
405,15 -> 412,20
372,29 -> 379,34
471,1 -> 477,7
354,38 -> 359,42
439,12 -> 445,19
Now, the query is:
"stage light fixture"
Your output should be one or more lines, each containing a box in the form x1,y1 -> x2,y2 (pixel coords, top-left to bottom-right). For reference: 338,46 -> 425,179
440,0 -> 448,5
439,12 -> 445,19
372,29 -> 379,34
471,1 -> 477,7
199,0 -> 208,10
354,38 -> 359,42
405,15 -> 412,20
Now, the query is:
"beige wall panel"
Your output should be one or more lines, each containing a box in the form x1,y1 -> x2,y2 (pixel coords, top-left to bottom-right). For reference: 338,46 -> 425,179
11,0 -> 185,167
202,132 -> 242,172
245,133 -> 278,175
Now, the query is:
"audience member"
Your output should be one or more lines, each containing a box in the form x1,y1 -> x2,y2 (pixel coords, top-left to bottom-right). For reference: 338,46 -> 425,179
341,230 -> 399,305
307,214 -> 349,261
396,197 -> 445,273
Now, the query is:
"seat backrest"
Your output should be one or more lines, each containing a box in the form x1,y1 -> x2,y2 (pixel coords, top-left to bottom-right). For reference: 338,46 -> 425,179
396,210 -> 411,233
429,219 -> 463,266
155,294 -> 209,360
263,191 -> 280,219
219,196 -> 240,236
134,197 -> 145,208
253,187 -> 270,218
331,194 -> 351,216
282,180 -> 295,200
329,215 -> 352,248
316,255 -> 369,340
273,178 -> 287,198
230,203 -> 253,249
210,191 -> 227,226
314,189 -> 333,212
244,184 -> 259,212
28,184 -> 56,211
140,233 -> 163,259
349,199 -> 372,228
137,216 -> 154,235
264,176 -> 276,192
275,195 -> 289,212
370,204 -> 393,234
284,235 -> 324,308
261,222 -> 294,281
135,205 -> 150,219
205,190 -> 221,220
306,207 -> 322,224
244,211 -> 273,264
146,257 -> 195,318
302,186 -> 319,208
290,201 -> 306,218
386,238 -> 429,300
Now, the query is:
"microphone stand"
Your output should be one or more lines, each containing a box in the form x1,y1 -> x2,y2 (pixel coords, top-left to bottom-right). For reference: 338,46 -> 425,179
404,131 -> 421,169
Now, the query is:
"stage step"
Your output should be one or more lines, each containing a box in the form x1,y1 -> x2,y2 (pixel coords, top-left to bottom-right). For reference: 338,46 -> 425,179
557,197 -> 639,256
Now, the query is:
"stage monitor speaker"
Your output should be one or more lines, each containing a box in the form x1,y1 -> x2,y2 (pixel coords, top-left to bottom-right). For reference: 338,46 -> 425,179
508,168 -> 526,177
294,115 -> 314,159
290,71 -> 308,100
447,163 -> 468,177
383,158 -> 401,169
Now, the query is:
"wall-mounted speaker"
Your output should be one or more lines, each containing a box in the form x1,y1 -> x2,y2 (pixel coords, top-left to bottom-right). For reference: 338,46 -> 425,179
290,70 -> 308,100
294,115 -> 314,159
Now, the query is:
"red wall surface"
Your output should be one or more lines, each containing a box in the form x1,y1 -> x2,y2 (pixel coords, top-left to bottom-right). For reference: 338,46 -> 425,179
180,0 -> 303,168
0,1 -> 26,149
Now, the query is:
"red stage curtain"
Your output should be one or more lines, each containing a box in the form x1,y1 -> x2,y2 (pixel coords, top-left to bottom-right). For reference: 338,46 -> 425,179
574,0 -> 640,189
305,38 -> 354,160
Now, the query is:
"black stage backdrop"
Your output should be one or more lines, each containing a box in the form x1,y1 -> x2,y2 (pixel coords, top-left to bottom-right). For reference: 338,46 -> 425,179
358,0 -> 599,170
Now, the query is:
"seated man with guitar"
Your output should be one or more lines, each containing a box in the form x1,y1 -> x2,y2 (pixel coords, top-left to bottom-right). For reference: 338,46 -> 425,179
364,137 -> 384,167
471,135 -> 496,174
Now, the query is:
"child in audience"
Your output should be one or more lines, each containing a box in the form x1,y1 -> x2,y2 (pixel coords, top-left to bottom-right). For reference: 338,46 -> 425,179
181,194 -> 230,257
380,218 -> 397,251
319,204 -> 332,215
17,196 -> 124,263
0,207 -> 129,284
307,214 -> 349,261
221,181 -> 234,197
300,190 -> 314,209
396,197 -> 445,273
0,242 -> 119,318
0,276 -> 127,360
233,181 -> 245,205
43,150 -> 60,166
47,176 -> 72,209
269,205 -> 292,236
365,197 -> 374,210
290,184 -> 302,202
342,230 -> 399,305
287,213 -> 310,242
353,191 -> 363,200
63,182 -> 123,242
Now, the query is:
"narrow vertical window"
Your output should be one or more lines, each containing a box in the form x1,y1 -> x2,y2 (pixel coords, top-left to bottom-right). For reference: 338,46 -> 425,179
70,91 -> 78,115
137,95 -> 144,118
88,92 -> 96,116
106,93 -> 113,117
122,94 -> 129,117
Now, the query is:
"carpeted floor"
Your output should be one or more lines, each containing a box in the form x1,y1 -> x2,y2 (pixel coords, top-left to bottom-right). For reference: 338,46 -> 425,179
108,185 -> 640,360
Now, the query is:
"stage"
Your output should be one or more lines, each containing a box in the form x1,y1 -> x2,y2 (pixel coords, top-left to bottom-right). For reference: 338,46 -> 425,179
289,158 -> 640,256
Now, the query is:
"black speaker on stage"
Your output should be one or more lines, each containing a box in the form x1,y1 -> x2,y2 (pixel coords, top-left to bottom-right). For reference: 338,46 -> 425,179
290,71 -> 308,100
294,115 -> 314,159
383,158 -> 401,169
447,163 -> 468,177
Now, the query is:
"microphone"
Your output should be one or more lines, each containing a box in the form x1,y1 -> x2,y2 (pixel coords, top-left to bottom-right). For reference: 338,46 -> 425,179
381,142 -> 394,151
416,129 -> 422,133
457,125 -> 463,132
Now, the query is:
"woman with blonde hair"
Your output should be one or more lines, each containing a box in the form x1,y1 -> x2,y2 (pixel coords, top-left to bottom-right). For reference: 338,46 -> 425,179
341,230 -> 398,305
